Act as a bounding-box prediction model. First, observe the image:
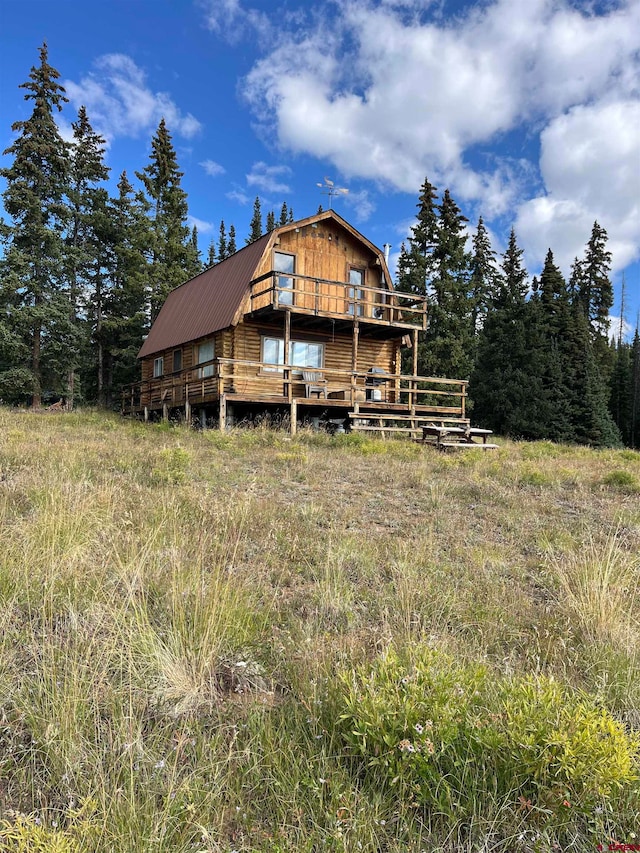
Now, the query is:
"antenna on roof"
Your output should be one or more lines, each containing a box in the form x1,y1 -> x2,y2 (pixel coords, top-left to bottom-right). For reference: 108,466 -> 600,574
316,177 -> 349,209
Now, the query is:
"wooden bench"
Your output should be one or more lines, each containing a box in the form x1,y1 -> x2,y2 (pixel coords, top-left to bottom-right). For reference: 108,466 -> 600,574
421,424 -> 498,450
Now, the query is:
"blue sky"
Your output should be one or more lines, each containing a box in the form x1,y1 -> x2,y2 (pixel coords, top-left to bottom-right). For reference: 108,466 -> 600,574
1,0 -> 639,337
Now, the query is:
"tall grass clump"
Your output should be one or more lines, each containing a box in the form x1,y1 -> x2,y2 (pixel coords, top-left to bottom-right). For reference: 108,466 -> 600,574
548,528 -> 639,653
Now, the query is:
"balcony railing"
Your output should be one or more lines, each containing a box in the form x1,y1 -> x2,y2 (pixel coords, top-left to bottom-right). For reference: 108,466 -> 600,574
122,357 -> 466,420
249,271 -> 427,330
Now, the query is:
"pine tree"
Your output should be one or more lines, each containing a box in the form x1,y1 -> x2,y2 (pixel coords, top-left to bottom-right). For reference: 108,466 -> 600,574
279,202 -> 288,226
470,229 -> 543,437
190,225 -> 201,269
631,328 -> 640,448
266,210 -> 275,232
66,105 -> 110,406
246,196 -> 262,243
0,43 -> 71,407
206,238 -> 216,268
227,224 -> 237,256
100,172 -> 150,405
135,118 -> 198,321
425,189 -> 474,378
218,221 -> 227,261
469,216 -> 499,332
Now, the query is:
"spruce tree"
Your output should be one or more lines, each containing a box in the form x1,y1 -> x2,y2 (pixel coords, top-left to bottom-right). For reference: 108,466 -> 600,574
266,210 -> 275,232
631,329 -> 640,448
227,224 -> 237,256
218,221 -> 227,261
100,172 -> 150,405
66,105 -> 110,406
469,216 -> 499,332
279,202 -> 288,226
136,118 -> 198,321
0,43 -> 71,407
246,196 -> 263,243
425,189 -> 474,378
470,229 -> 543,437
206,238 -> 216,268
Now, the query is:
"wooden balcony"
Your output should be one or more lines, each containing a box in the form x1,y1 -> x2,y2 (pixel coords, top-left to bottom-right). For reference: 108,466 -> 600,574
122,358 -> 467,433
249,272 -> 427,331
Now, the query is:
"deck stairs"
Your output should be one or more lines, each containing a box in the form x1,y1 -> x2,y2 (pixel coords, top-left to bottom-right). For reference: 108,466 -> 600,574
348,412 -> 498,449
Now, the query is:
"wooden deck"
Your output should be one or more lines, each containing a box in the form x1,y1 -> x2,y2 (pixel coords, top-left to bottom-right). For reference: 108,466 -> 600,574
122,357 -> 470,435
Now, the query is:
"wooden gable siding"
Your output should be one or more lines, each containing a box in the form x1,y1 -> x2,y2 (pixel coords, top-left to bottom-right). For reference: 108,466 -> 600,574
248,221 -> 384,316
225,321 -> 400,400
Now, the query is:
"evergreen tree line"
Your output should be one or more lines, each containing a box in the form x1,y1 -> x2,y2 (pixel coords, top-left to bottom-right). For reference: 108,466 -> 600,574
0,45 -> 292,408
397,178 -> 639,448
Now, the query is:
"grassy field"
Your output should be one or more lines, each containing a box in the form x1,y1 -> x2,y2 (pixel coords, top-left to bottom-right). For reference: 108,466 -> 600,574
0,408 -> 639,852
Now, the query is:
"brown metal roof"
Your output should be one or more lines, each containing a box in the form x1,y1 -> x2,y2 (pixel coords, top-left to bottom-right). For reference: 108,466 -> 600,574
138,232 -> 272,358
137,210 -> 396,359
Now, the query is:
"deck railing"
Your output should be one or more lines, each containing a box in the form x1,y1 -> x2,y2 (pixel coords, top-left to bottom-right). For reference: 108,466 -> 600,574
249,271 -> 427,330
122,358 -> 466,420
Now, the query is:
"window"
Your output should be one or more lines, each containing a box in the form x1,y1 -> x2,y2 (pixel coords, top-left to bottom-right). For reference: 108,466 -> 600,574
196,341 -> 214,378
274,251 -> 295,306
173,350 -> 182,373
348,268 -> 365,316
153,357 -> 164,378
262,336 -> 323,371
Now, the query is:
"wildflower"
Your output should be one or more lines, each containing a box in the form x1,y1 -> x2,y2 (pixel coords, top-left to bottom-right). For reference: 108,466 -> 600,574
414,723 -> 424,734
517,796 -> 533,812
424,720 -> 433,730
424,738 -> 435,755
562,799 -> 571,808
398,739 -> 415,752
154,759 -> 166,770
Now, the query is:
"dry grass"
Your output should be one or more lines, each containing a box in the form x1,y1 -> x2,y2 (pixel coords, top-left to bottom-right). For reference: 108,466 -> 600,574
0,409 -> 639,851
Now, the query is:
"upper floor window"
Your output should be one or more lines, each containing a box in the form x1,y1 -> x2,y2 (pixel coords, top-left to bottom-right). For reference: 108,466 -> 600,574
274,251 -> 295,306
348,268 -> 365,316
153,357 -> 164,378
173,350 -> 182,373
196,341 -> 214,378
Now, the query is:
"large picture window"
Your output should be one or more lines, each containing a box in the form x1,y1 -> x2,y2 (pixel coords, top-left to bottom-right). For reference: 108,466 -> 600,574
196,341 -> 214,378
274,252 -> 295,306
262,336 -> 323,371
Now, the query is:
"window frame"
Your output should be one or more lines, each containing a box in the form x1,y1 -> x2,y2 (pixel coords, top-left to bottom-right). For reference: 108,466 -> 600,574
347,267 -> 366,317
172,349 -> 182,373
274,251 -> 295,306
153,356 -> 164,378
261,335 -> 324,373
195,340 -> 215,378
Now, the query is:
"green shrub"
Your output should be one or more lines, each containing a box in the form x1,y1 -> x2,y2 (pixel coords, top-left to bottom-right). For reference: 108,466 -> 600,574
336,647 -> 639,822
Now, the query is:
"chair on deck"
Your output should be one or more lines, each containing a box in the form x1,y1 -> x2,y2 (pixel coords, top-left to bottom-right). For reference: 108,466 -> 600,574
302,370 -> 328,399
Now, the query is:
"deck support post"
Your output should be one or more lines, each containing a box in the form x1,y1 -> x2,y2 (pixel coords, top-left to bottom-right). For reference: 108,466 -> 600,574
162,403 -> 169,422
352,319 -> 359,411
283,309 -> 291,402
184,399 -> 191,426
290,398 -> 297,436
219,393 -> 227,432
411,328 -> 418,428
144,406 -> 149,423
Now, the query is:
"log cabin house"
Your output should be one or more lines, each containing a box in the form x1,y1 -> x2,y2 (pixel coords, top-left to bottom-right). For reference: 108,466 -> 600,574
122,210 -> 472,437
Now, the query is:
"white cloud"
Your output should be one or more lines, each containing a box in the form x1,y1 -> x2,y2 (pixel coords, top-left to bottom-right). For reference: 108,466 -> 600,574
188,215 -> 215,234
227,188 -> 250,205
516,100 -> 640,275
200,159 -> 225,176
240,0 -> 640,268
246,161 -> 292,194
344,189 -> 375,222
202,0 -> 271,42
64,54 -> 202,141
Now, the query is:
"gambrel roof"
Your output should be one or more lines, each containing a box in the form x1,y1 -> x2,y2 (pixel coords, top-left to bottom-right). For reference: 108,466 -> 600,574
138,210 -> 393,359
